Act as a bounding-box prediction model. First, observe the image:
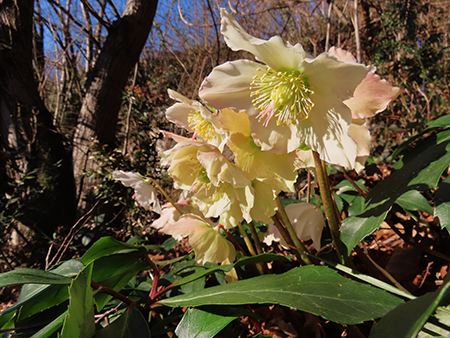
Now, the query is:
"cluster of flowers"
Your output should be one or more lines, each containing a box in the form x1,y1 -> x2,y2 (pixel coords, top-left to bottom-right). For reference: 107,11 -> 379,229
114,9 -> 399,269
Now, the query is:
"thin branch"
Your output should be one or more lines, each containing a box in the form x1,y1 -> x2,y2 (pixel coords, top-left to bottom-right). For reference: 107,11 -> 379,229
177,0 -> 214,27
80,0 -> 111,30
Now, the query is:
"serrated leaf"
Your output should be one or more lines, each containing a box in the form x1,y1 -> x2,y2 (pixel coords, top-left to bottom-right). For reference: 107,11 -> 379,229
159,266 -> 403,325
396,190 -> 434,215
92,306 -> 150,338
434,176 -> 450,231
175,308 -> 237,338
60,263 -> 95,338
0,268 -> 72,288
342,131 -> 450,251
369,281 -> 450,338
30,311 -> 66,338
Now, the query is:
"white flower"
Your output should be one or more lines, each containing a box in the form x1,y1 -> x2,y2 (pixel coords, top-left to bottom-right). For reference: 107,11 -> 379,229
112,170 -> 161,214
199,9 -> 370,168
166,89 -> 228,150
264,203 -> 324,250
328,47 -> 400,171
161,214 -> 236,266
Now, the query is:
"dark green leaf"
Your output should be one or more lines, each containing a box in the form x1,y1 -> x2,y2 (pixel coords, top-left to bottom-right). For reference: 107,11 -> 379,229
92,252 -> 150,311
434,176 -> 450,231
175,308 -> 237,338
17,285 -> 68,321
342,131 -> 450,251
29,311 -> 66,338
396,190 -> 434,215
0,268 -> 72,288
80,236 -> 145,265
0,260 -> 83,321
159,266 -> 403,325
60,263 -> 95,338
169,253 -> 291,289
92,306 -> 150,338
369,281 -> 450,338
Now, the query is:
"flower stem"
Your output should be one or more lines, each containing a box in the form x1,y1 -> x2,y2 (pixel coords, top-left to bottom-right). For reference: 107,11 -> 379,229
271,215 -> 305,265
275,197 -> 312,265
146,177 -> 184,215
248,221 -> 263,255
312,151 -> 345,262
237,223 -> 257,257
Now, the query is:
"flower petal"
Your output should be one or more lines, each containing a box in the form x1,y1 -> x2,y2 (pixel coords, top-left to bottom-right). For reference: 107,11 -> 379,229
285,203 -> 324,250
345,72 -> 401,119
112,170 -> 161,213
348,119 -> 372,172
297,88 -> 358,168
303,52 -> 368,101
199,60 -> 258,110
328,47 -> 357,63
220,8 -> 305,70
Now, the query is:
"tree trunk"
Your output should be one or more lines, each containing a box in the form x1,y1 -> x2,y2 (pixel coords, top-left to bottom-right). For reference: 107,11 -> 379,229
0,0 -> 76,234
72,0 -> 158,211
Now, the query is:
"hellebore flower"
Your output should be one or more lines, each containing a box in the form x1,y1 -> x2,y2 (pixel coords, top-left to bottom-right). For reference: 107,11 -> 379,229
264,202 -> 324,250
151,198 -> 212,240
165,89 -> 228,150
199,9 -> 370,168
161,214 -> 236,266
161,139 -> 254,228
112,170 -> 161,214
328,47 -> 400,171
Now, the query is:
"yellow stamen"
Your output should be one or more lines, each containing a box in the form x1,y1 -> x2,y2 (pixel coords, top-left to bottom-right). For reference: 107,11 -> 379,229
250,67 -> 315,126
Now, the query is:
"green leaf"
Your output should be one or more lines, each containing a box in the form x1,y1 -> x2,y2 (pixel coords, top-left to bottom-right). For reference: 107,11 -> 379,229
159,266 -> 403,325
17,285 -> 69,321
319,259 -> 415,300
369,281 -> 450,338
396,190 -> 434,215
30,311 -> 67,338
391,115 -> 450,160
92,252 -> 150,311
175,308 -> 237,338
434,176 -> 450,231
169,253 -> 292,290
60,263 -> 95,338
0,260 -> 83,322
341,130 -> 450,251
341,210 -> 390,253
420,306 -> 450,337
92,306 -> 150,338
0,268 -> 72,288
80,237 -> 145,265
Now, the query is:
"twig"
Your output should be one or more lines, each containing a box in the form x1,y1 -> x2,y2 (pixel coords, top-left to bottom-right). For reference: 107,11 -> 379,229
353,0 -> 361,62
46,201 -> 99,269
123,62 -> 139,156
340,167 -> 367,197
91,280 -> 145,313
95,302 -> 123,324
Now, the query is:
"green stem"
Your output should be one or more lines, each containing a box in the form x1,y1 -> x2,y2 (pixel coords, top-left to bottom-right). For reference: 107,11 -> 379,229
275,197 -> 312,265
146,177 -> 184,215
237,223 -> 257,257
312,151 -> 345,262
272,215 -> 306,265
248,221 -> 263,255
